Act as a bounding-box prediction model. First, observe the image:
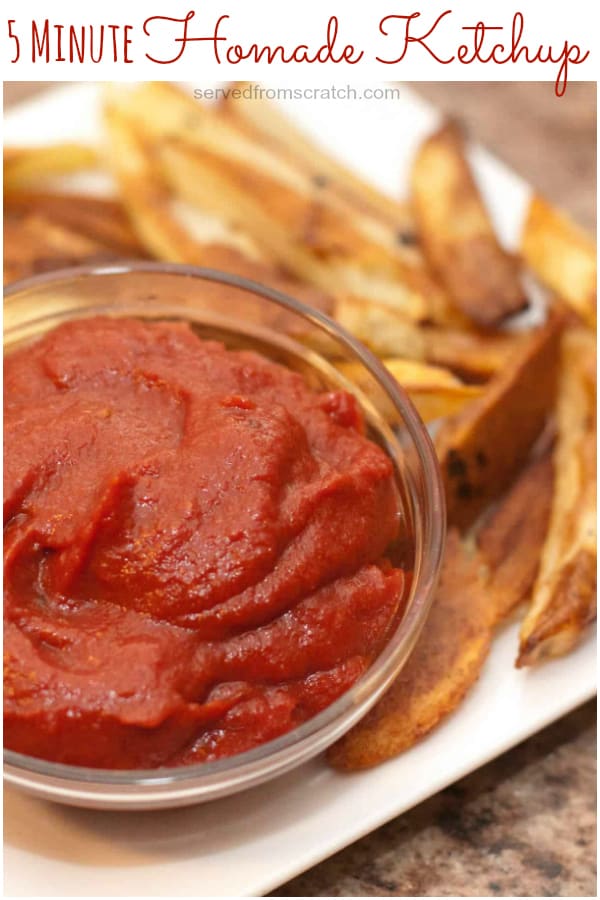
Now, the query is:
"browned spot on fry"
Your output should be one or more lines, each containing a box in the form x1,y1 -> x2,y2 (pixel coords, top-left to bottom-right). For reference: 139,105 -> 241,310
412,122 -> 528,329
518,549 -> 596,666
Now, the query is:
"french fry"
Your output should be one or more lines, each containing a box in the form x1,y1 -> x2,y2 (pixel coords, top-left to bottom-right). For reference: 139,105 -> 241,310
158,138 -> 443,323
335,358 -> 482,423
422,326 -> 526,383
436,313 -> 563,528
412,122 -> 528,329
102,104 -> 199,264
109,82 -> 463,326
4,143 -> 98,191
333,296 -> 427,360
108,84 -> 397,255
4,190 -> 146,257
102,104 -> 335,318
334,296 -> 524,381
109,81 -> 409,241
477,449 -> 554,625
219,82 -> 417,237
3,212 -> 118,285
328,531 -> 492,770
521,195 -> 596,329
518,329 -> 597,665
221,89 -> 472,332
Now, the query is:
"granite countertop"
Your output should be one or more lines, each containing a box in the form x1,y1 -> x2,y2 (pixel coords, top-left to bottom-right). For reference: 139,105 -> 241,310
274,83 -> 597,898
4,81 -> 596,898
275,703 -> 595,897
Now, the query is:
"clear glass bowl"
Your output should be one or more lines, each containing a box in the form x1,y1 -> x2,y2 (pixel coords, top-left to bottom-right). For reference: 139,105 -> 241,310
3,263 -> 445,809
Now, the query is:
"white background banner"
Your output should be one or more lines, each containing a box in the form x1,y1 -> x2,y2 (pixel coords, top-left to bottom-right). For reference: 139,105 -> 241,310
1,1 -> 597,96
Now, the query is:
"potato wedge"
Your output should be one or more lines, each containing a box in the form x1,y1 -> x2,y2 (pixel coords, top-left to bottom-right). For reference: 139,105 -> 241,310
335,358 -> 482,423
328,531 -> 492,770
478,450 -> 554,625
518,329 -> 597,665
521,195 -> 596,329
436,313 -> 563,528
4,143 -> 98,191
412,122 -> 528,329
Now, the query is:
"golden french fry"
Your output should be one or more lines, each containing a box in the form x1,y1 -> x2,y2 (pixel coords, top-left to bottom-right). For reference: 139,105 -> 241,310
335,358 -> 482,423
223,90 -> 470,332
518,329 -> 597,665
110,82 -> 463,326
477,450 -> 554,625
436,313 -> 563,528
334,296 -> 523,380
4,143 -> 98,191
334,296 -> 427,360
102,104 -> 336,319
102,104 -> 206,264
422,325 -> 526,382
219,82 -> 417,237
327,531 -> 492,770
158,138 -> 439,323
4,189 -> 146,257
521,195 -> 596,329
412,122 -> 528,329
103,104 -> 263,267
3,212 -> 117,286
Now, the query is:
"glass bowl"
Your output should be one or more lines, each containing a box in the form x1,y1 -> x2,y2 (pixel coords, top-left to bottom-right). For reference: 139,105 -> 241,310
3,262 -> 445,810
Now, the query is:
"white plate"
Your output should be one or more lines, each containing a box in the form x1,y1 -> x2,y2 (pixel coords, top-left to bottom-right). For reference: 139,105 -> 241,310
3,83 -> 597,898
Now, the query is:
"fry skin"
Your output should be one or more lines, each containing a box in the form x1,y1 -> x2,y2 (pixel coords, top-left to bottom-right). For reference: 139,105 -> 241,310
4,143 -> 98,191
422,325 -> 527,383
219,85 -> 474,334
478,449 -> 554,625
102,104 -> 334,318
157,137 -> 436,323
4,190 -> 146,257
328,531 -> 492,770
109,82 -> 462,327
334,296 -> 524,381
335,358 -> 482,424
521,195 -> 596,329
3,212 -> 121,285
518,329 -> 597,665
412,122 -> 528,329
220,82 -> 417,238
436,312 -> 563,529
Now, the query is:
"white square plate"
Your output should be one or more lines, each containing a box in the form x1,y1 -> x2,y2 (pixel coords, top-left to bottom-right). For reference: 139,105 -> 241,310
3,83 -> 596,898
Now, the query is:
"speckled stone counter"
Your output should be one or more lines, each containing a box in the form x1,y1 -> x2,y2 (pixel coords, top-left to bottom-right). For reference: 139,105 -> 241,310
274,703 -> 596,897
274,83 -> 596,898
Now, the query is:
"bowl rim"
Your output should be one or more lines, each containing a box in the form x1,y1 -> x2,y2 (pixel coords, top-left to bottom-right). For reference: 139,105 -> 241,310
4,261 -> 446,797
